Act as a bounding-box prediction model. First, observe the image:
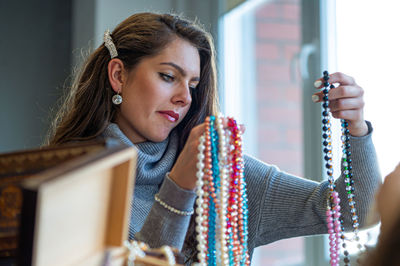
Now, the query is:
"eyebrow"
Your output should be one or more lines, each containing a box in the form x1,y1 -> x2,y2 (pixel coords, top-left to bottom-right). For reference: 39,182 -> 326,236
160,62 -> 200,82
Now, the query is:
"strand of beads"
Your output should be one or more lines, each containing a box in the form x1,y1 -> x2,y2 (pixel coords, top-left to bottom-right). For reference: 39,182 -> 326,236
322,71 -> 342,266
208,116 -> 219,265
322,71 -> 361,266
216,114 -> 230,265
195,131 -> 207,265
340,118 -> 362,266
195,116 -> 213,265
195,115 -> 249,266
227,119 -> 239,263
227,118 -> 250,266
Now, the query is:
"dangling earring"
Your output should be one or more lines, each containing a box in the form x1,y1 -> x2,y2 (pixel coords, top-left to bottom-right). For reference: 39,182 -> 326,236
112,92 -> 122,105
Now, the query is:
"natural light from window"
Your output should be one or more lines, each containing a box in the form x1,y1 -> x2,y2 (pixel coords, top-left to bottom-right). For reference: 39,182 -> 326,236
336,0 -> 400,178
336,0 -> 400,256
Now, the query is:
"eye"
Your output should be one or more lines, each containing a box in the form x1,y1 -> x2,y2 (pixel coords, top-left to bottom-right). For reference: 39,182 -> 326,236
159,73 -> 174,82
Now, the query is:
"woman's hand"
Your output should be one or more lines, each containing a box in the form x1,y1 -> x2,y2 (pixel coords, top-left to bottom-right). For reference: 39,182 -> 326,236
169,123 -> 207,190
169,117 -> 245,190
312,72 -> 368,137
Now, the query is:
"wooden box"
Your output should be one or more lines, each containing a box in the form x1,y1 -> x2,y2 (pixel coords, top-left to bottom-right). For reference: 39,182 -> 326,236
0,140 -> 137,266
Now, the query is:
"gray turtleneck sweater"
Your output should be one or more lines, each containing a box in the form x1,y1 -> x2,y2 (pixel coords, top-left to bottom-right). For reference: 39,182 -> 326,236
102,121 -> 381,262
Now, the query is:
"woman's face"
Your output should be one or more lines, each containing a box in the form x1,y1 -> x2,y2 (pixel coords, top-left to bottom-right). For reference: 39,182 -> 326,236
116,38 -> 200,143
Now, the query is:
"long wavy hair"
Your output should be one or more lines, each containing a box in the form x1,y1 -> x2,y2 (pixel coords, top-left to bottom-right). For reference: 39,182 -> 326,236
46,12 -> 219,153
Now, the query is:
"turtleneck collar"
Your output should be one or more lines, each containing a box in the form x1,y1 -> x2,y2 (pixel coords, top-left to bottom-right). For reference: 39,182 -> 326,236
102,123 -> 179,186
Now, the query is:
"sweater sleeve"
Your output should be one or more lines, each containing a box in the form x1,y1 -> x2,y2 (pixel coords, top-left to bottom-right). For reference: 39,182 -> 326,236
134,174 -> 197,250
246,121 -> 381,252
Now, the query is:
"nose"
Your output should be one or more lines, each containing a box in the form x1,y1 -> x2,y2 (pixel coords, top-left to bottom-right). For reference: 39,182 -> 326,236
172,82 -> 192,106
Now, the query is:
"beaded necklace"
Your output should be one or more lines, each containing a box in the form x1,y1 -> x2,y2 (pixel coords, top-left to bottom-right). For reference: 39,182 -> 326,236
195,115 -> 250,266
322,71 -> 361,266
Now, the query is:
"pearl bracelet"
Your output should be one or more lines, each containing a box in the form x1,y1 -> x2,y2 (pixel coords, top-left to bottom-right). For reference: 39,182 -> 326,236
154,194 -> 194,216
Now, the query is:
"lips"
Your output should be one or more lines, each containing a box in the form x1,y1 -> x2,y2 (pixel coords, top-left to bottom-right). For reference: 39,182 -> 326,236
158,111 -> 179,122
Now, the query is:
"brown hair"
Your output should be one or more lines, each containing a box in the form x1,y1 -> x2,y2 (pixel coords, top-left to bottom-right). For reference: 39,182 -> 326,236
46,12 -> 219,151
361,214 -> 400,266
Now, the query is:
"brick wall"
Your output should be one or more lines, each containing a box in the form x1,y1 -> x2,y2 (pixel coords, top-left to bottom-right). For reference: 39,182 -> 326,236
255,0 -> 302,177
253,0 -> 304,265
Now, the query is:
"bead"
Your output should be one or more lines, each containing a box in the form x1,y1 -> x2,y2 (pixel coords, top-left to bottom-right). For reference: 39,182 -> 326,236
196,162 -> 204,169
197,153 -> 205,160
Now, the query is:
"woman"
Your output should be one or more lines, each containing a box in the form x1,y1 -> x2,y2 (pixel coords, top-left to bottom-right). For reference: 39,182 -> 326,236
47,12 -> 381,263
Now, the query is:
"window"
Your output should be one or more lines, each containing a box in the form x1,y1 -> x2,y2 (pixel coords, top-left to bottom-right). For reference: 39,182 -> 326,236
220,0 -> 305,265
220,0 -> 391,265
335,0 -> 400,256
336,0 -> 400,177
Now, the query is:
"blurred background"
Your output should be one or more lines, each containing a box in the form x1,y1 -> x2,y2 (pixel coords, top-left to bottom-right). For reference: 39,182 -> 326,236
1,0 -> 399,265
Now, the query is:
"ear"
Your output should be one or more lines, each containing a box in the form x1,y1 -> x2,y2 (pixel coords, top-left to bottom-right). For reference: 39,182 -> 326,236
107,59 -> 127,93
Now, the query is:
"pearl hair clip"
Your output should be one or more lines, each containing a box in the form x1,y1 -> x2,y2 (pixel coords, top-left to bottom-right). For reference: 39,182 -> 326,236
103,29 -> 118,59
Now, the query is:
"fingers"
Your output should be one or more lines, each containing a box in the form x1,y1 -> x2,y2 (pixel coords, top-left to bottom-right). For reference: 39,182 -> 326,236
331,109 -> 363,121
190,123 -> 207,137
186,123 -> 207,148
311,72 -> 365,122
313,95 -> 365,122
313,72 -> 356,89
217,115 -> 246,134
188,117 -> 246,146
312,85 -> 364,102
329,85 -> 363,100
311,86 -> 365,119
329,97 -> 365,112
312,72 -> 367,136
